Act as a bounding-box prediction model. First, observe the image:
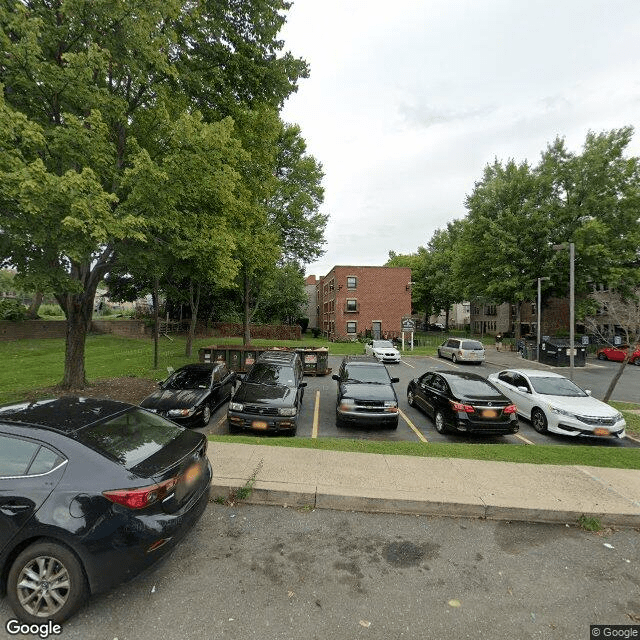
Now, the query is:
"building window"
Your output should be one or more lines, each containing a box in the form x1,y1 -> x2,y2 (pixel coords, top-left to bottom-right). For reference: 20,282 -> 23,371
347,276 -> 357,290
346,322 -> 357,334
345,299 -> 358,312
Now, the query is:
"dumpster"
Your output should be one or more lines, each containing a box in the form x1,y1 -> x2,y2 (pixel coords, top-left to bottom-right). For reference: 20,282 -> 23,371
199,345 -> 272,372
294,347 -> 331,376
539,338 -> 587,367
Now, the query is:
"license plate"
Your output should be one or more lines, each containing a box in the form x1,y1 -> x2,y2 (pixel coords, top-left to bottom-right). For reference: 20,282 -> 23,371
593,427 -> 610,436
183,462 -> 201,487
252,420 -> 268,430
482,409 -> 498,418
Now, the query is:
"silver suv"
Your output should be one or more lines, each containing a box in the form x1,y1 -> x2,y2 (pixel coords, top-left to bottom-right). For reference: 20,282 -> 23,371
437,338 -> 485,364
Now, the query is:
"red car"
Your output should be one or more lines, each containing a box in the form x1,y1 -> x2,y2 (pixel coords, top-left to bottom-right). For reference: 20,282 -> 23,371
597,345 -> 640,365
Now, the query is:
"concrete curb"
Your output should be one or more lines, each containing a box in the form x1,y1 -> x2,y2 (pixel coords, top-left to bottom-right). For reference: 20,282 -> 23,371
208,479 -> 640,528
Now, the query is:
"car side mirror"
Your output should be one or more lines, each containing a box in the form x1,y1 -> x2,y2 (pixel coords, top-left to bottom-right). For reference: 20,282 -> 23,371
517,386 -> 529,393
391,377 -> 400,383
299,382 -> 307,388
332,374 -> 340,381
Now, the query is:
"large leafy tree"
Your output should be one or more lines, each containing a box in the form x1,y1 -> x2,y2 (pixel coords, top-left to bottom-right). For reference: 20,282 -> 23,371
457,159 -> 553,338
0,0 -> 308,387
537,128 -> 640,296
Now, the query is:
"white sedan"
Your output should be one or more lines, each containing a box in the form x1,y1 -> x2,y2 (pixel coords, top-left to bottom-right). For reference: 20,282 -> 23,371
364,340 -> 401,364
487,369 -> 626,439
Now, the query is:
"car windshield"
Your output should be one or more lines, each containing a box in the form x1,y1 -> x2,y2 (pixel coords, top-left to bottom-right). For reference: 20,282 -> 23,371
448,377 -> 502,398
529,376 -> 587,397
165,368 -> 211,390
461,341 -> 484,350
76,408 -> 183,470
373,340 -> 394,349
246,363 -> 295,386
344,364 -> 390,384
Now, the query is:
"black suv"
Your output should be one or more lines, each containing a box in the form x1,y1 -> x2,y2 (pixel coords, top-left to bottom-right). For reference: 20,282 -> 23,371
332,356 -> 400,429
227,350 -> 306,435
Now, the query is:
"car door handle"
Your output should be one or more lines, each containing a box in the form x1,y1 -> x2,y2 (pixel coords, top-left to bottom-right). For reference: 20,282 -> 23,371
0,502 -> 33,515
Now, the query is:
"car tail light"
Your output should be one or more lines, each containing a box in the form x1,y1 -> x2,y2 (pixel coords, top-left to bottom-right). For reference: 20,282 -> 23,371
103,477 -> 178,509
450,401 -> 475,413
503,404 -> 517,414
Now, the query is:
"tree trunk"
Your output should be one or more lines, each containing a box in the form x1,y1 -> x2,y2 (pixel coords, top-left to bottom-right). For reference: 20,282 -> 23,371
243,271 -> 251,345
26,291 -> 44,319
603,349 -> 633,402
153,276 -> 160,369
186,280 -> 200,358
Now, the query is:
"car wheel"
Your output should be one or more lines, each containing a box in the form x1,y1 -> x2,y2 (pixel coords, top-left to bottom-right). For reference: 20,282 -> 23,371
201,404 -> 211,426
390,419 -> 398,430
437,350 -> 443,358
434,411 -> 448,434
7,541 -> 88,625
531,408 -> 548,433
633,358 -> 640,366
597,353 -> 607,360
407,390 -> 416,407
451,355 -> 457,364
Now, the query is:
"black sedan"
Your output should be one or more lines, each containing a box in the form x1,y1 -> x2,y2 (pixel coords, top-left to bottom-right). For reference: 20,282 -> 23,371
0,397 -> 212,624
141,362 -> 235,427
407,370 -> 519,435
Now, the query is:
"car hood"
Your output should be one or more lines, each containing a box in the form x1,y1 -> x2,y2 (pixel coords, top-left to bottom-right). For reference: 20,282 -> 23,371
141,388 -> 209,411
541,394 -> 619,417
233,382 -> 294,406
341,383 -> 397,402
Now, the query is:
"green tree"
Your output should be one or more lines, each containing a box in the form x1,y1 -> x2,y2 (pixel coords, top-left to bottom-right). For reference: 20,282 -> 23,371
457,159 -> 552,338
0,0 -> 308,387
386,249 -> 434,321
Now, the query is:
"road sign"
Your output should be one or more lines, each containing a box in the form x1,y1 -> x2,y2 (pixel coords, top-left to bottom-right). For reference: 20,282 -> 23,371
401,318 -> 415,332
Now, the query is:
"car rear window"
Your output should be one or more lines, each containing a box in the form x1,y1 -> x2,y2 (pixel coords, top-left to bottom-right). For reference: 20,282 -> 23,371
75,408 -> 183,470
448,377 -> 502,398
462,341 -> 484,350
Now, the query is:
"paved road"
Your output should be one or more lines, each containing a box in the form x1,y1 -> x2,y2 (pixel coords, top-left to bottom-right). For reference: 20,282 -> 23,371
204,354 -> 639,448
4,503 -> 637,640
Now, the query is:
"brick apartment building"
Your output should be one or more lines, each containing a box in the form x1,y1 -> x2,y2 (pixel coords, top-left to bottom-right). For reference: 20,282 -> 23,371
471,298 -> 573,337
314,266 -> 412,340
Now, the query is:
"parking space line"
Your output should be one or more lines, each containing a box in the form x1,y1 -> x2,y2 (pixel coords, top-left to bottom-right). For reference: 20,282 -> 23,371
400,360 -> 415,368
399,409 -> 428,442
514,433 -> 535,445
312,390 -> 320,439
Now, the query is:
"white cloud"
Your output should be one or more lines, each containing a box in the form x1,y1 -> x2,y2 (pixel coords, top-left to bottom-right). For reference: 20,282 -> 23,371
280,0 -> 640,278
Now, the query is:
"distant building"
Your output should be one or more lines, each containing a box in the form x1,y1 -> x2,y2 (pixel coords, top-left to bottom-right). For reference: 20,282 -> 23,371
304,275 -> 318,329
312,266 -> 412,340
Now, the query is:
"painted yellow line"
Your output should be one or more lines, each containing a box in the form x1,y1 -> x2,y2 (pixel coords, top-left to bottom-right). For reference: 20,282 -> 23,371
514,433 -> 535,445
399,409 -> 428,443
625,433 -> 640,445
312,390 -> 320,439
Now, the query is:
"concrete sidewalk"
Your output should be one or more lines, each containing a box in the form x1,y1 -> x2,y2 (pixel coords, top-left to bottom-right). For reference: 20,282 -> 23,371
206,442 -> 640,527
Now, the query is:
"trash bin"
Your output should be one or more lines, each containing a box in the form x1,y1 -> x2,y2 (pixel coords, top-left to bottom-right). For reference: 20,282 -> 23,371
294,347 -> 331,375
539,339 -> 586,367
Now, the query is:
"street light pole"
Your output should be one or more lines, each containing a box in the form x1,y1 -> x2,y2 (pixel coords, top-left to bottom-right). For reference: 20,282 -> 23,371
537,276 -> 551,362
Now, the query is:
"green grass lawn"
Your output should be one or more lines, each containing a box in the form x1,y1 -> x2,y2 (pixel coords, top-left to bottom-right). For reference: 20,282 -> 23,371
208,435 -> 640,470
1,332 -> 638,470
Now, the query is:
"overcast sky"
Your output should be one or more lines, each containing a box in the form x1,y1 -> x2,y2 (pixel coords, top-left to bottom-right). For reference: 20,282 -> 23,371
279,0 -> 640,279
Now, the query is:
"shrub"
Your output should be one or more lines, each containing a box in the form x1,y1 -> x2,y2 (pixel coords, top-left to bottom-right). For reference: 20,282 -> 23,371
0,299 -> 28,321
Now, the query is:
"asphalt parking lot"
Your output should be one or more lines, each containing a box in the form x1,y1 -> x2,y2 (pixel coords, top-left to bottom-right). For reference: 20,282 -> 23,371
202,353 -> 640,448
